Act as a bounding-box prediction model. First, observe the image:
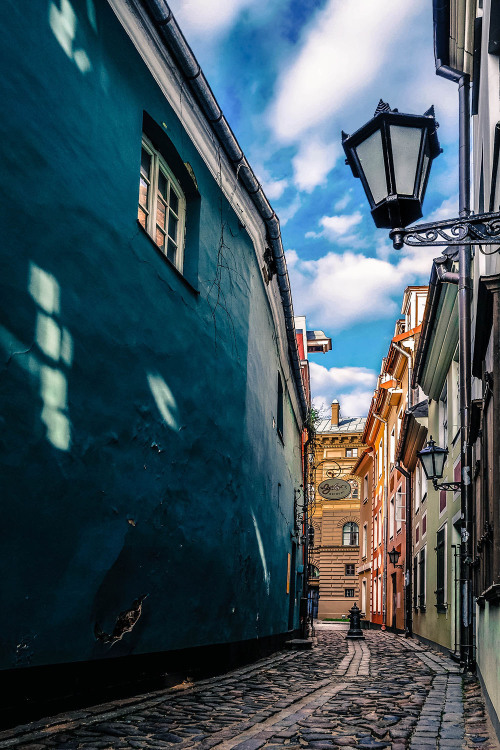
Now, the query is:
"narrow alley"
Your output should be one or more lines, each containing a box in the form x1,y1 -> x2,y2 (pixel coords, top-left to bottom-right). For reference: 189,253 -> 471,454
1,626 -> 496,750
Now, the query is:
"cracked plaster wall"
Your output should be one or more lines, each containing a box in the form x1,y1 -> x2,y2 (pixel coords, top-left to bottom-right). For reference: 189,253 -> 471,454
0,0 -> 302,670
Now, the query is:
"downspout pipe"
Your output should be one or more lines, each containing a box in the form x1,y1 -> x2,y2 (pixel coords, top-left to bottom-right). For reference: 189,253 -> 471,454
395,462 -> 412,638
373,413 -> 388,629
457,74 -> 474,672
140,0 -> 308,422
301,432 -> 313,639
432,0 -> 474,666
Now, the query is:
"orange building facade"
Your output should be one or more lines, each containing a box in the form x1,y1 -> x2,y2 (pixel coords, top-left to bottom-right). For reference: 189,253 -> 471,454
356,287 -> 427,631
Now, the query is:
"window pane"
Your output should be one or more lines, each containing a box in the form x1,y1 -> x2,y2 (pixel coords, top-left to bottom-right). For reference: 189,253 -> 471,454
355,128 -> 387,204
168,211 -> 178,241
141,148 -> 151,178
157,198 -> 166,230
138,207 -> 147,229
170,189 -> 179,215
167,239 -> 177,264
390,125 -> 422,196
158,170 -> 167,199
156,227 -> 166,249
139,177 -> 148,209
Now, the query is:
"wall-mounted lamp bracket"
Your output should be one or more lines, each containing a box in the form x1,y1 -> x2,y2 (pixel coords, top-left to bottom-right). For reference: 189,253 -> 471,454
389,210 -> 500,249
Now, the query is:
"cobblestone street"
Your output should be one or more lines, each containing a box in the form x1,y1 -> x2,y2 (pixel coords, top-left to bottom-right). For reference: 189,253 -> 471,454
1,627 -> 497,750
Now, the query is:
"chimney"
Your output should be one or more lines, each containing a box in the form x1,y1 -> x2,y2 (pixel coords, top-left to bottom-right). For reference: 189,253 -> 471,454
331,399 -> 340,427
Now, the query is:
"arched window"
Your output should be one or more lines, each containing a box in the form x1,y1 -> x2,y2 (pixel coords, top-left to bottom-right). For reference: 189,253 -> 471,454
343,522 -> 359,546
308,564 -> 320,579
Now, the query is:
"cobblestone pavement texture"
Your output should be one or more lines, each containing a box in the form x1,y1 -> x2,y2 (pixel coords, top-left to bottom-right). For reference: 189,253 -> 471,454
1,628 -> 498,750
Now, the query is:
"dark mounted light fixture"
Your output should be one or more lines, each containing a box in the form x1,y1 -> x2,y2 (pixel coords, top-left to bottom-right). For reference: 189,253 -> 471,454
342,100 -> 441,232
343,101 -> 500,250
388,547 -> 403,568
417,437 -> 461,492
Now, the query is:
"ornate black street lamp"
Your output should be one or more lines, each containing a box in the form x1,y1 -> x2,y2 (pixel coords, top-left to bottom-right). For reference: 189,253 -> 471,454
342,101 -> 500,250
417,437 -> 461,492
342,100 -> 441,232
388,547 -> 404,568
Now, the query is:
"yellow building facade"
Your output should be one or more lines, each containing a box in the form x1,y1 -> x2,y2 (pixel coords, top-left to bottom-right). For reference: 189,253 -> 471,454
310,401 -> 366,619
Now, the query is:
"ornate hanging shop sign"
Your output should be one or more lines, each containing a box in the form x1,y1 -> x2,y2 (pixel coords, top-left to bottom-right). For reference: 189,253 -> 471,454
317,478 -> 351,500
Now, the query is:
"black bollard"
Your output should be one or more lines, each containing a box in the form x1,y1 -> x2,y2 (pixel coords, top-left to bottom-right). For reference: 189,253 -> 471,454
346,603 -> 365,639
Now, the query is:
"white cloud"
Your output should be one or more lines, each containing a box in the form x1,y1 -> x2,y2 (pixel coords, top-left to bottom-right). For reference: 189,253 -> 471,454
310,362 -> 377,390
291,138 -> 341,192
168,0 -> 258,37
320,212 -> 363,238
334,192 -> 352,212
269,0 -> 420,143
424,194 -> 459,223
286,243 -> 437,333
278,195 -> 301,226
263,177 -> 288,200
310,363 -> 377,417
253,163 -> 289,201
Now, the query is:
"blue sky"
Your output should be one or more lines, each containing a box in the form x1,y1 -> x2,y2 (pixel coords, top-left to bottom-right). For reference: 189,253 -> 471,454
168,0 -> 459,417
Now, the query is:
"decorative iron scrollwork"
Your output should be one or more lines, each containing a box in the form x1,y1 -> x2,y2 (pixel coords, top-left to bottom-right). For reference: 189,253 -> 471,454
389,210 -> 500,249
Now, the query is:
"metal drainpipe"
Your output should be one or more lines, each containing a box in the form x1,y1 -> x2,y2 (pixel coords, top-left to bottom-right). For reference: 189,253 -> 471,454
433,50 -> 474,668
457,73 -> 474,671
373,413 -> 388,629
301,434 -> 313,639
395,462 -> 412,637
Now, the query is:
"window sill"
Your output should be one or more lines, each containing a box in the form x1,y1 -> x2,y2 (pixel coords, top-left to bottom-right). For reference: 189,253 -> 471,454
136,221 -> 200,296
482,583 -> 500,606
277,429 -> 284,446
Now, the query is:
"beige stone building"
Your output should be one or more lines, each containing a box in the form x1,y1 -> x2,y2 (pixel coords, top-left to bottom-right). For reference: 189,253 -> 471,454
310,401 -> 366,619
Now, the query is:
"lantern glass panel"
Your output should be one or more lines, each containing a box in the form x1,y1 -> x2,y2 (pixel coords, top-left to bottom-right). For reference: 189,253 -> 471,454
419,153 -> 430,199
432,447 -> 447,479
418,449 -> 436,480
355,128 -> 387,204
390,125 -> 423,196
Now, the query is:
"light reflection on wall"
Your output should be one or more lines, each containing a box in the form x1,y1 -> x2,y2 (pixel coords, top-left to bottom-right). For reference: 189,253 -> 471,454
29,263 -> 73,451
49,0 -> 94,74
251,511 -> 270,595
147,373 -> 179,431
0,265 -> 74,451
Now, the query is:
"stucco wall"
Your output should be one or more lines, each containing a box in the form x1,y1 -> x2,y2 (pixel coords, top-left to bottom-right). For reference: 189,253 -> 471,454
477,604 -> 500,739
0,0 -> 302,671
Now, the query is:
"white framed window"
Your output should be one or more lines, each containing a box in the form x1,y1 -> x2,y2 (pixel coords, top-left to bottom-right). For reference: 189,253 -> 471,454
342,522 -> 359,546
138,136 -> 186,272
390,427 -> 395,466
396,485 -> 404,530
389,496 -> 395,539
363,473 -> 369,503
362,522 -> 368,559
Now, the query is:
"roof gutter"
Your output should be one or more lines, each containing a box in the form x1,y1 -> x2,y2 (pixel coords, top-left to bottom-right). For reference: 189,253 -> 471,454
433,0 -> 464,82
140,0 -> 308,422
412,254 -> 457,388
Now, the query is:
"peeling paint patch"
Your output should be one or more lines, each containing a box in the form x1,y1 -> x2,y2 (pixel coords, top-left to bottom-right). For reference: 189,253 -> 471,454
94,594 -> 148,646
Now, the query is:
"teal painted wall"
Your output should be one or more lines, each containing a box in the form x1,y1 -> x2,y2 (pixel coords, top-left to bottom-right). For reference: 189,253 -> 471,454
0,0 -> 303,670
